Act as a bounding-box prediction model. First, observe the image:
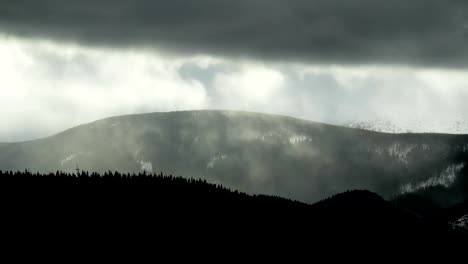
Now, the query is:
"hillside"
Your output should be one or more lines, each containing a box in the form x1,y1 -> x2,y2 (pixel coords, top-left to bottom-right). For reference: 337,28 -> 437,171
0,110 -> 467,205
2,170 -> 465,242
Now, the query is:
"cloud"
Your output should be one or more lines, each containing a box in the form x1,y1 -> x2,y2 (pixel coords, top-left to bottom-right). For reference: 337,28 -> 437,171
0,35 -> 209,141
0,35 -> 467,142
213,64 -> 285,108
0,0 -> 467,67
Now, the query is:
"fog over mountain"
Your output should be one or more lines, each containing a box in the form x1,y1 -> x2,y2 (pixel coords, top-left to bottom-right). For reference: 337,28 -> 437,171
0,1 -> 468,141
2,1 -> 467,240
1,111 -> 467,206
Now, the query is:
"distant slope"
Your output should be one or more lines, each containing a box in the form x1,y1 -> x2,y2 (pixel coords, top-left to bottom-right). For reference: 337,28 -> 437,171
345,119 -> 468,134
0,110 -> 467,204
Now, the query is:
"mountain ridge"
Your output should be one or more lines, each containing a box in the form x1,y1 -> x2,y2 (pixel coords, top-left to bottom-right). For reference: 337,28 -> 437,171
10,110 -> 466,145
1,110 -> 467,205
345,118 -> 468,135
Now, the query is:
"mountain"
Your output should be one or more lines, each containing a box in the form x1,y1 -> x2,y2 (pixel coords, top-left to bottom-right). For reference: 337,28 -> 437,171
1,110 -> 467,205
345,119 -> 413,133
345,119 -> 468,134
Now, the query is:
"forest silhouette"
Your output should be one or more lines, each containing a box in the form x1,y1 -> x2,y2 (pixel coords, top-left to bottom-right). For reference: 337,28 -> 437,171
1,169 -> 466,245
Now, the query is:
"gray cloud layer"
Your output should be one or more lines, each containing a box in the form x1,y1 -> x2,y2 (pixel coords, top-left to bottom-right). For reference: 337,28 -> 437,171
1,35 -> 467,142
1,0 -> 468,67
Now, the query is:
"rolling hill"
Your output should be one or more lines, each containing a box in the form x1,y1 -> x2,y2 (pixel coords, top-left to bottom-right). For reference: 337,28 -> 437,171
0,110 -> 467,205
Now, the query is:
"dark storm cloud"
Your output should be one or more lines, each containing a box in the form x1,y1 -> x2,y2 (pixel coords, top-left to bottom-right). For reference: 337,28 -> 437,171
0,0 -> 468,67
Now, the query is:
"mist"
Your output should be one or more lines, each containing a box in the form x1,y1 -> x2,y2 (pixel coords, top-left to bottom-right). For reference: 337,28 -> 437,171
1,35 -> 467,142
1,0 -> 467,239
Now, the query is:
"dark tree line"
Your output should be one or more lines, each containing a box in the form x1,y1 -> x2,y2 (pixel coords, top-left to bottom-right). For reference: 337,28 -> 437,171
0,169 -> 306,211
0,169 -> 465,244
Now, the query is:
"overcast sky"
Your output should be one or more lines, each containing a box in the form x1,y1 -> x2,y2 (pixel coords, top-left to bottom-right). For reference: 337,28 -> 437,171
1,0 -> 468,141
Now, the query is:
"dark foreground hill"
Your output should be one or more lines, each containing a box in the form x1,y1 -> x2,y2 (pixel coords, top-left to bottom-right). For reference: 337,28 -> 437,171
1,110 -> 468,207
2,170 -> 466,246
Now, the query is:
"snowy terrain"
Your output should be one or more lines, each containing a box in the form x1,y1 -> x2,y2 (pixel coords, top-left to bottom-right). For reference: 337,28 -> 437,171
401,163 -> 466,193
451,215 -> 468,231
344,119 -> 468,134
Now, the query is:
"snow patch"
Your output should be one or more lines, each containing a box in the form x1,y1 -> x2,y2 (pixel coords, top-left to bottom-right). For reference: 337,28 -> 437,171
61,153 -> 82,166
463,144 -> 468,153
401,163 -> 465,193
345,120 -> 411,134
289,135 -> 312,144
368,146 -> 384,155
388,143 -> 415,164
207,154 -> 228,169
451,215 -> 468,231
140,161 -> 153,172
261,131 -> 280,141
243,131 -> 279,142
344,118 -> 468,134
422,144 -> 430,151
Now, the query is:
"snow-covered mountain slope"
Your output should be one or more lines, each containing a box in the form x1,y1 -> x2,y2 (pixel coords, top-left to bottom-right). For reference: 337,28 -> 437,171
451,215 -> 468,231
0,110 -> 467,204
344,119 -> 468,134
